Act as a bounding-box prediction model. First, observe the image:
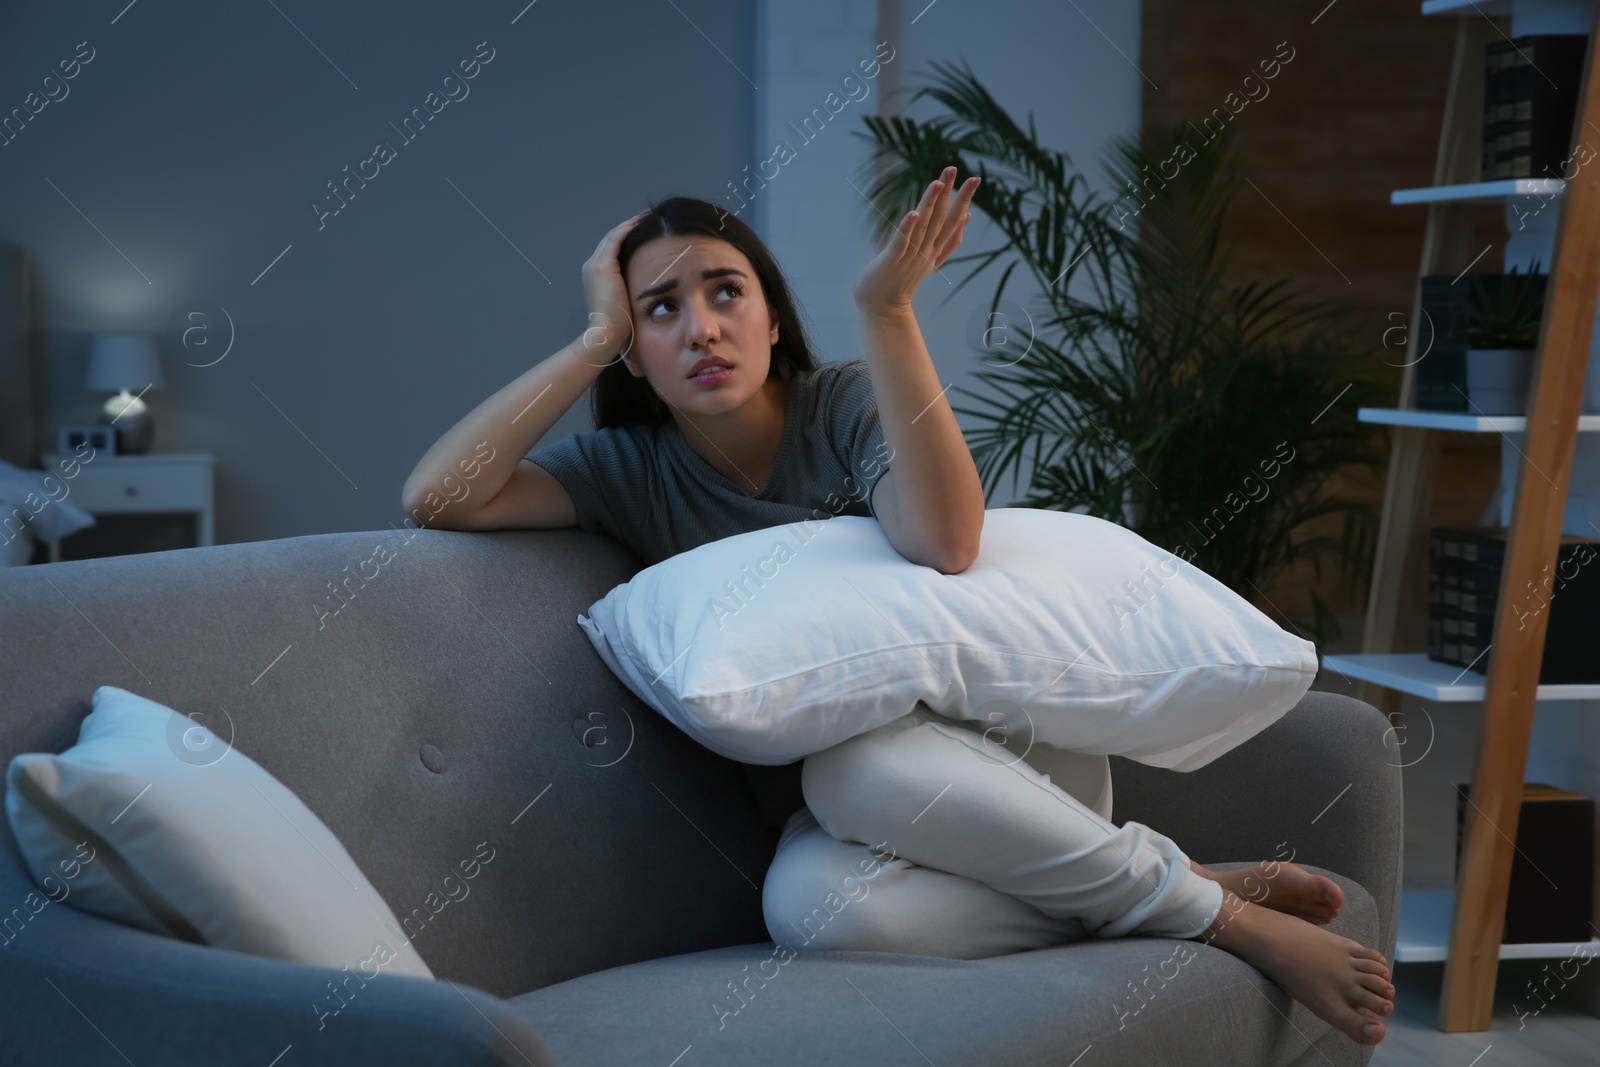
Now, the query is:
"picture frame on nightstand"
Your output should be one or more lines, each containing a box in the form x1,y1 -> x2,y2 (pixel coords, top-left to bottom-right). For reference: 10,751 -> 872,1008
55,424 -> 117,456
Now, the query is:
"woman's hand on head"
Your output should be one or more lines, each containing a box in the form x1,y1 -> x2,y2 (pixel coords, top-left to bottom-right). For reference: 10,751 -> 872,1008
853,167 -> 979,315
579,208 -> 651,365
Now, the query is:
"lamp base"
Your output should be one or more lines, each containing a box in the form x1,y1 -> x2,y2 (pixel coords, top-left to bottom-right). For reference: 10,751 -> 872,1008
98,410 -> 155,454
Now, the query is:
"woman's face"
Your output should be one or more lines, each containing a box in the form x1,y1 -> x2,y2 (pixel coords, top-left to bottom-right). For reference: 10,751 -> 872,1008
622,235 -> 780,415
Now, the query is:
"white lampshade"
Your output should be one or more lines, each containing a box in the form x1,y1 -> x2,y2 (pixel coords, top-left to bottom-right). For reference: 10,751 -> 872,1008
86,333 -> 165,393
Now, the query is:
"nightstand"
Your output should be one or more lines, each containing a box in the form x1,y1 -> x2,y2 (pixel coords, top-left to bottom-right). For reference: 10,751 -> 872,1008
38,451 -> 215,563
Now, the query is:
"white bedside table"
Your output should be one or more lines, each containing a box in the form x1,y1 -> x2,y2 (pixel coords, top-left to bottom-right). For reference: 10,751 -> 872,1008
38,451 -> 215,563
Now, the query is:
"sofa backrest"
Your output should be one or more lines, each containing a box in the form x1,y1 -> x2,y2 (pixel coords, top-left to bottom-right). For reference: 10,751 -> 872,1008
0,527 -> 777,999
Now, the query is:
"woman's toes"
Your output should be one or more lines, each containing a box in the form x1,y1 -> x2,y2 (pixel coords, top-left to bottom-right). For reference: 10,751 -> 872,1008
1352,985 -> 1394,1015
1305,902 -> 1337,924
1352,1015 -> 1386,1045
1358,971 -> 1395,999
1336,1005 -> 1386,1044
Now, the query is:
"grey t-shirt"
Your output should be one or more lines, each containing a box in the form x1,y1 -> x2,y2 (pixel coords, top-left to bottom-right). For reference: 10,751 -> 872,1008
527,358 -> 893,827
527,359 -> 892,567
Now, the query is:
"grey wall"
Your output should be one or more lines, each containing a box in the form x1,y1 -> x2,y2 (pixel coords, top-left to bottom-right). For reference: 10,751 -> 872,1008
1,0 -> 1137,548
0,0 -> 755,546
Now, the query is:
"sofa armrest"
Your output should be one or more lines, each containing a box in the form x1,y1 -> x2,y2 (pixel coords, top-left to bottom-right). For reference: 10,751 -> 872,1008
1108,689 -> 1402,963
0,854 -> 556,1067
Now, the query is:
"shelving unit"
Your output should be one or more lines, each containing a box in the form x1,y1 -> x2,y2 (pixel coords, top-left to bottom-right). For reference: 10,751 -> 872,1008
1317,0 -> 1600,1033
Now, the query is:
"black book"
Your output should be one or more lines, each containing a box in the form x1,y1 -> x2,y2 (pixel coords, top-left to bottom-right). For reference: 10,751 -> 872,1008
1418,274 -> 1472,412
1481,35 -> 1590,182
1455,782 -> 1594,944
1470,530 -> 1600,684
1426,526 -> 1600,683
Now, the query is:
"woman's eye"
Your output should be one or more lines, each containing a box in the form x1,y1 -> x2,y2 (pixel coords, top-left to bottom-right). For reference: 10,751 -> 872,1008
647,282 -> 742,318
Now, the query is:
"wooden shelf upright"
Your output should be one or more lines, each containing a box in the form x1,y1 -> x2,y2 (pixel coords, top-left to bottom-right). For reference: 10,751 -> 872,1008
1329,4 -> 1600,1032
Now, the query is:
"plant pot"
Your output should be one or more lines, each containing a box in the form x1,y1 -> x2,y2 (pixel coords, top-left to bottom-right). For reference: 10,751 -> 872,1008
1466,347 -> 1534,415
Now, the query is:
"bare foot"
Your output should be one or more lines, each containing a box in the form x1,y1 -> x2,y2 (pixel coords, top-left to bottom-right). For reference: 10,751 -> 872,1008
1196,887 -> 1394,1046
1191,859 -> 1344,925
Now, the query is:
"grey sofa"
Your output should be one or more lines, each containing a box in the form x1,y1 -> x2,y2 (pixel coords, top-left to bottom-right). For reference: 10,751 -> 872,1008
0,524 -> 1401,1066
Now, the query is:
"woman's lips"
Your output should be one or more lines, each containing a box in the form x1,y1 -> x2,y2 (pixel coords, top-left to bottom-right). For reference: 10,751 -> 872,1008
689,366 -> 733,384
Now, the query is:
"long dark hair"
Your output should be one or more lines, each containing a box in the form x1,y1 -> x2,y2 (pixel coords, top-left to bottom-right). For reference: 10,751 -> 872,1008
592,196 -> 821,430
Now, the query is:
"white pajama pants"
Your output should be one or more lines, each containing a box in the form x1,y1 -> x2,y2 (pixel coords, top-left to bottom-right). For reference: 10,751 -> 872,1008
761,703 -> 1226,960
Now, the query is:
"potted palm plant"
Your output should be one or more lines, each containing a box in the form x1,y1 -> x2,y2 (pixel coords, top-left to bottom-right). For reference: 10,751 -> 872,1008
1463,262 -> 1547,415
855,58 -> 1393,649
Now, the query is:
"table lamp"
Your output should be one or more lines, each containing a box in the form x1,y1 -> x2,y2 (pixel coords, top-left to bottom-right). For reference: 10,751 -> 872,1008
87,333 -> 164,454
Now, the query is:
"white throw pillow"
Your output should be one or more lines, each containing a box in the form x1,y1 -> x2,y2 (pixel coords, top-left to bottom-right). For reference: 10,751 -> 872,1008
576,508 -> 1318,770
4,685 -> 432,978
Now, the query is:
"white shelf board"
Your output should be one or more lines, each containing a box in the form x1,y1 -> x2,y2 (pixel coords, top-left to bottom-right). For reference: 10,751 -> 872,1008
1358,407 -> 1600,431
1319,653 -> 1600,702
1391,178 -> 1565,205
1396,887 -> 1600,963
1420,0 -> 1514,15
1420,0 -> 1596,19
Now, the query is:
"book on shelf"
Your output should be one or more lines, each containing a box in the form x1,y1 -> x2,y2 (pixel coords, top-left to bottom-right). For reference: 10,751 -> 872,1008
1427,525 -> 1600,683
1481,34 -> 1589,182
1454,782 -> 1594,944
1418,274 -> 1472,413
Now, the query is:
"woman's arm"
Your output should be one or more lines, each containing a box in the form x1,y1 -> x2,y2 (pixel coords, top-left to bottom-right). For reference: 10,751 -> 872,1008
400,333 -> 602,529
859,307 -> 984,573
402,208 -> 648,529
852,167 -> 985,574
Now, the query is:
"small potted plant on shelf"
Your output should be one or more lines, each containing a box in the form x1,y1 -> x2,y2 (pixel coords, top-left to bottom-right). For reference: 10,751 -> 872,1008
1464,260 -> 1547,415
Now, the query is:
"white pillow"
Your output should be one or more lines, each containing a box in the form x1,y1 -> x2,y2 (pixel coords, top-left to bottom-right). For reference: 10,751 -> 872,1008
576,508 -> 1317,770
4,685 -> 433,978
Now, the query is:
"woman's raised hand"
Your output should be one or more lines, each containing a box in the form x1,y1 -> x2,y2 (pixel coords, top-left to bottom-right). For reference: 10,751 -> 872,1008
853,167 -> 979,314
579,208 -> 651,364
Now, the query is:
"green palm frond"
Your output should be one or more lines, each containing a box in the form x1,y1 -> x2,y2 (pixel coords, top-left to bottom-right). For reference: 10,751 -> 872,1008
856,59 -> 1394,649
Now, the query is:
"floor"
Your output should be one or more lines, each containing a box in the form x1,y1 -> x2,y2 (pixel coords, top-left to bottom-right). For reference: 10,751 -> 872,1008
1368,960 -> 1600,1066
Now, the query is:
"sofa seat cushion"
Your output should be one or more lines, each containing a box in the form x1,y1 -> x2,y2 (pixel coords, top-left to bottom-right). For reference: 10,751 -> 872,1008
507,862 -> 1377,1067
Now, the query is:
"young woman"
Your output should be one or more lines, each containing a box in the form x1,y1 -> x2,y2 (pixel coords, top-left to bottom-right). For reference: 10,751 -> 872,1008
401,169 -> 1395,1048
